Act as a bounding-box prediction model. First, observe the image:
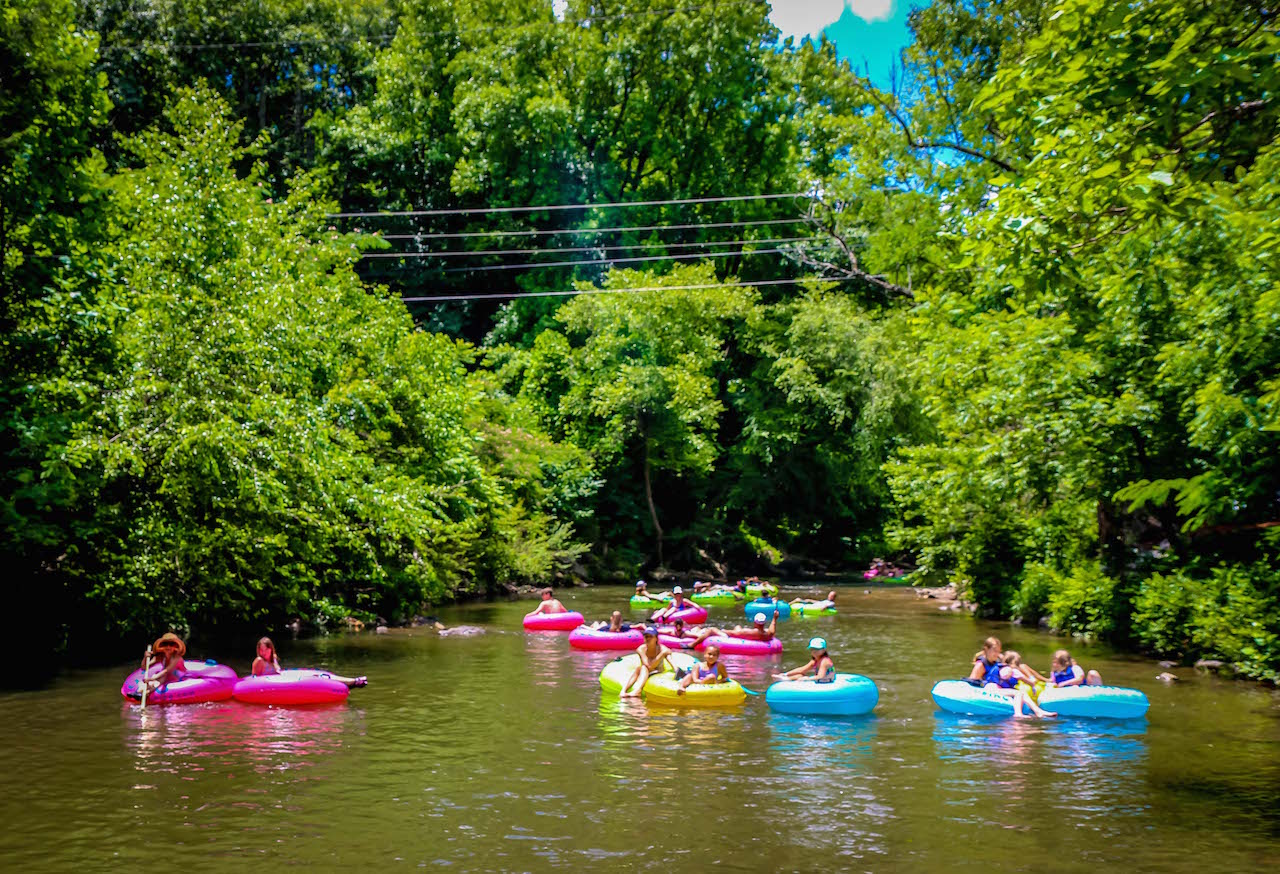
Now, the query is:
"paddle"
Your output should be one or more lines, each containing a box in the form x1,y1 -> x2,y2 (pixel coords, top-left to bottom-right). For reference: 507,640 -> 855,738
139,647 -> 153,708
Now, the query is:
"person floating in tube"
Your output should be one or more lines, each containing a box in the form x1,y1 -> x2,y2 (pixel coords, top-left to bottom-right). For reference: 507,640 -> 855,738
620,627 -> 675,698
649,586 -> 690,623
252,637 -> 366,687
530,587 -> 569,615
721,610 -> 779,641
774,638 -> 837,683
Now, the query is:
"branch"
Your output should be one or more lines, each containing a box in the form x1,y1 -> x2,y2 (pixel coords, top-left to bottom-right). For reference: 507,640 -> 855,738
795,209 -> 914,299
866,87 -> 1018,174
1171,98 -> 1271,150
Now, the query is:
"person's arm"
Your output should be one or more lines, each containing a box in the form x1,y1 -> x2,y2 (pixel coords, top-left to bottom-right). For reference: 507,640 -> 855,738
716,662 -> 728,683
815,659 -> 834,681
968,660 -> 986,681
252,657 -> 266,676
1020,664 -> 1047,683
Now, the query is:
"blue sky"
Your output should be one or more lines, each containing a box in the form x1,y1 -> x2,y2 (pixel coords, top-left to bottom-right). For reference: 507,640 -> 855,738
769,1 -> 918,85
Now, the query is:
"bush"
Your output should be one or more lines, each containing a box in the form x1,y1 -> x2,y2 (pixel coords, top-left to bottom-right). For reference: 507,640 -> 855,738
1133,563 -> 1280,683
1011,563 -> 1056,625
1044,563 -> 1120,638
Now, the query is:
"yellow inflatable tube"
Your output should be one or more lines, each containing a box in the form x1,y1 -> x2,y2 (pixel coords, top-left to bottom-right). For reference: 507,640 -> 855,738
642,674 -> 747,707
600,652 -> 697,695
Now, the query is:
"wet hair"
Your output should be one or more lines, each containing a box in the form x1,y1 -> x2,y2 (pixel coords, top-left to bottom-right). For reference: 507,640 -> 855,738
257,636 -> 275,656
674,619 -> 685,629
541,587 -> 553,598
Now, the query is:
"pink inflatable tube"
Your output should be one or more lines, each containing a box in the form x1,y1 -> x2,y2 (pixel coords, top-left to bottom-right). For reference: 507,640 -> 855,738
696,635 -> 784,656
659,634 -> 697,650
120,661 -> 238,705
523,611 -> 585,632
569,627 -> 644,651
651,604 -> 709,625
233,669 -> 350,705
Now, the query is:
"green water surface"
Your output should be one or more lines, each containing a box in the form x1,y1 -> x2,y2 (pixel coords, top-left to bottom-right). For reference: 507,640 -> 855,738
1,585 -> 1276,872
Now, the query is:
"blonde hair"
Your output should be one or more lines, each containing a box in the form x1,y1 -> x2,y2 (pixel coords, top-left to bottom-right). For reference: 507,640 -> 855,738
1052,649 -> 1074,668
1002,650 -> 1022,666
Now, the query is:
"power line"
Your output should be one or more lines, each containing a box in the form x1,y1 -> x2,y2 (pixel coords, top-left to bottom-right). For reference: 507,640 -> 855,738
377,217 -> 806,241
435,246 -> 806,273
400,277 -> 826,303
364,235 -> 814,259
331,192 -> 809,219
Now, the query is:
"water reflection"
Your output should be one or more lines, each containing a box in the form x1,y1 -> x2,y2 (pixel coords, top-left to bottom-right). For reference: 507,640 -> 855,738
932,712 -> 1149,829
124,700 -> 357,778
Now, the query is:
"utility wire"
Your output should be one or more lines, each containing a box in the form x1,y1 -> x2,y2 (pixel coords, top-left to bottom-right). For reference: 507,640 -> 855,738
401,277 -> 826,303
432,246 -> 806,273
377,217 -> 806,241
365,235 -> 814,259
331,192 -> 809,219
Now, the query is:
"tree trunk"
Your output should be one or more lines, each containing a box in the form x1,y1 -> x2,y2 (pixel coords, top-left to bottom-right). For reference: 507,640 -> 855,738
642,436 -> 664,566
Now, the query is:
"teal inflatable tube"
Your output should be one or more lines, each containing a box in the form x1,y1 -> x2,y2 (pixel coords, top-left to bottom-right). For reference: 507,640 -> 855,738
766,674 -> 878,716
1036,685 -> 1149,719
744,598 -> 790,619
931,680 -> 1021,717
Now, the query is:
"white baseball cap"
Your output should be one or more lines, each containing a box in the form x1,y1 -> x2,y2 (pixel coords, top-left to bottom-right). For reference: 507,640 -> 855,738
753,613 -> 767,624
673,586 -> 683,594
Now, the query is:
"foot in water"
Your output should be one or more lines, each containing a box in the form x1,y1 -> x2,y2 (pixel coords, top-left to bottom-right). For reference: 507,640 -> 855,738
351,676 -> 368,688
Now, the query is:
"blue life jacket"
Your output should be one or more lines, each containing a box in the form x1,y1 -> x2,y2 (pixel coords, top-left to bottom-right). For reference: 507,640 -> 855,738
995,667 -> 1020,689
978,657 -> 1002,685
1052,667 -> 1077,685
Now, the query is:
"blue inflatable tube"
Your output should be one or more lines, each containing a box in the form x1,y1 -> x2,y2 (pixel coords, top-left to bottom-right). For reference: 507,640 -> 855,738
1037,684 -> 1150,719
766,674 -> 878,716
744,598 -> 790,619
931,680 -> 1023,717
931,680 -> 1150,719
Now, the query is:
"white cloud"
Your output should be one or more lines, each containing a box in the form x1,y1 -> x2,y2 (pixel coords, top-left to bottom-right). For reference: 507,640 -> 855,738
848,0 -> 894,23
768,0 -> 896,38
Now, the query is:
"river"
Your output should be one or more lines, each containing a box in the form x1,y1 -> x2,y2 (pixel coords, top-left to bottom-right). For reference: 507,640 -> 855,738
1,584 -> 1277,872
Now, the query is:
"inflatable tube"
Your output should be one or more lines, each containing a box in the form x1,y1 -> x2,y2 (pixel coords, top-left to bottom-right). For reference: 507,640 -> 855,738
744,582 -> 778,597
643,674 -> 746,707
658,633 -> 697,650
599,652 -> 698,695
121,661 -> 237,705
652,604 -> 708,625
1037,685 -> 1150,720
931,680 -> 1029,717
744,599 -> 790,619
630,594 -> 670,609
791,603 -> 836,618
698,635 -> 783,656
522,611 -> 584,632
233,669 -> 350,706
690,590 -> 743,606
765,674 -> 878,716
569,627 -> 644,651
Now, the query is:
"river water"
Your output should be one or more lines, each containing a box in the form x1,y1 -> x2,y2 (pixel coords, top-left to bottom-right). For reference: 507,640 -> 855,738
1,585 -> 1277,872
